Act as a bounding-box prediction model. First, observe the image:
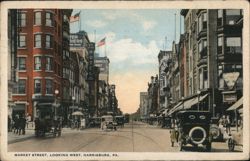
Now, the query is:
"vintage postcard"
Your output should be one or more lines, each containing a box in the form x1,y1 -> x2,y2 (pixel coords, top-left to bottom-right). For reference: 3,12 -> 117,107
0,0 -> 249,160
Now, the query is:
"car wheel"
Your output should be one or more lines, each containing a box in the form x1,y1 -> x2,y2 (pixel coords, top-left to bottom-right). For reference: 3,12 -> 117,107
228,138 -> 235,152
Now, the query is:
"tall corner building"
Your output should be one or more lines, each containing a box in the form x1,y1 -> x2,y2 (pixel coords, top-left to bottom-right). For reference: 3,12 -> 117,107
12,9 -> 72,119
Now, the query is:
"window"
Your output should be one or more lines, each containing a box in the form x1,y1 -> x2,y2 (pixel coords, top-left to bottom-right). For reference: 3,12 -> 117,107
226,37 -> 242,53
34,79 -> 41,94
34,12 -> 42,25
202,13 -> 207,30
18,57 -> 26,70
225,9 -> 242,25
198,12 -> 207,32
218,37 -> 223,46
34,56 -> 42,70
226,37 -> 241,47
217,10 -> 223,26
45,12 -> 53,26
218,9 -> 223,18
14,79 -> 26,94
18,35 -> 26,48
34,34 -> 42,48
45,35 -> 53,48
45,57 -> 53,71
45,79 -> 53,94
217,36 -> 223,54
226,9 -> 241,16
20,12 -> 26,27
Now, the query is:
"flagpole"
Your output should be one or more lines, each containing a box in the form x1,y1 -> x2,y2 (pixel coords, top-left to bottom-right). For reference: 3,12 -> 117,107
105,39 -> 107,57
79,11 -> 81,32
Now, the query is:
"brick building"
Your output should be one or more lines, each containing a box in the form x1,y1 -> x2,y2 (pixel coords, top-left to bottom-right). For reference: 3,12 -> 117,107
12,9 -> 72,119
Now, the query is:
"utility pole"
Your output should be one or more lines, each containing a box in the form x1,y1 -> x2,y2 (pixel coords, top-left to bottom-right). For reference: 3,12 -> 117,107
174,13 -> 176,42
207,10 -> 218,117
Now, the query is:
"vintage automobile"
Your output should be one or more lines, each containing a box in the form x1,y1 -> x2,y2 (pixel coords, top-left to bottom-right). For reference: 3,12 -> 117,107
115,115 -> 125,128
89,117 -> 101,128
34,105 -> 62,137
176,111 -> 212,151
101,115 -> 117,131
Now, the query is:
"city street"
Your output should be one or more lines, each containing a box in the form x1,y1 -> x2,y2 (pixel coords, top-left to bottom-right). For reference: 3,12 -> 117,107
8,122 -> 241,152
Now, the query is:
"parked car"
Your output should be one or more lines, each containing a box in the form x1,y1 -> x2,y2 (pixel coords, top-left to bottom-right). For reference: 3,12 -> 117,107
115,115 -> 125,128
101,115 -> 117,131
176,111 -> 212,151
34,106 -> 62,137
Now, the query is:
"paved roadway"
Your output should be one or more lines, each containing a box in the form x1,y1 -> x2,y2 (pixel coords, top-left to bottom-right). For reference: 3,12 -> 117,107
8,121 -> 242,152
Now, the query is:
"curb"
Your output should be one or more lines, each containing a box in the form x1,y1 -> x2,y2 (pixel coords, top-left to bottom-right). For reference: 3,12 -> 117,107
8,135 -> 35,144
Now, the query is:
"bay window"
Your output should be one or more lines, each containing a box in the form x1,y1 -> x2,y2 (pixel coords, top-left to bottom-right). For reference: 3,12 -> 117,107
45,35 -> 53,48
18,57 -> 26,70
34,34 -> 42,48
34,79 -> 41,94
34,56 -> 42,70
18,35 -> 26,48
45,79 -> 53,94
34,12 -> 42,25
45,12 -> 53,26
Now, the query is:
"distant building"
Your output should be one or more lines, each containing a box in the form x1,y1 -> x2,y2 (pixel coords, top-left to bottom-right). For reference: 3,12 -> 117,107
69,30 -> 90,119
139,92 -> 148,120
147,75 -> 159,115
158,50 -> 172,112
108,84 -> 118,114
94,56 -> 110,84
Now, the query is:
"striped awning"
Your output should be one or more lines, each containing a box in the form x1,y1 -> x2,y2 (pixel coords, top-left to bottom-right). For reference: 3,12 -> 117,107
227,97 -> 243,111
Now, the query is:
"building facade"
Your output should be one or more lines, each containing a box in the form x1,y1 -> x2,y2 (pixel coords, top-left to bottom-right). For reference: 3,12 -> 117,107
69,31 -> 90,120
94,56 -> 110,84
12,9 -> 72,120
139,92 -> 149,120
178,9 -> 243,116
8,9 -> 18,118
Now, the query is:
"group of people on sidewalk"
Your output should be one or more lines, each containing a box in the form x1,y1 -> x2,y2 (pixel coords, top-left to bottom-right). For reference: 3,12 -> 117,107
218,115 -> 231,135
8,114 -> 32,135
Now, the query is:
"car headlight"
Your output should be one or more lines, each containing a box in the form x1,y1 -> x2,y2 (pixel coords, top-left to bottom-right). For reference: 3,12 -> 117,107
189,115 -> 196,119
199,115 -> 206,120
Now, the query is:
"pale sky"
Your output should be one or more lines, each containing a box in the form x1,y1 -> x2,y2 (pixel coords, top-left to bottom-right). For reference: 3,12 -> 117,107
70,9 -> 184,114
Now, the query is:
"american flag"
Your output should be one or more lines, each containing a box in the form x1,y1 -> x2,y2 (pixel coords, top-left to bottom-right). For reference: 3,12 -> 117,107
97,37 -> 106,47
70,12 -> 80,23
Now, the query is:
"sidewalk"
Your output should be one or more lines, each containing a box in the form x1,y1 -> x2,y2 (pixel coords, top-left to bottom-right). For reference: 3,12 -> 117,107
8,124 -> 35,144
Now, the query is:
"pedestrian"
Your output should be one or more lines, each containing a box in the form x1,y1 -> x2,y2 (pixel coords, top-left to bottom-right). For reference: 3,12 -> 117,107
19,115 -> 26,135
226,115 -> 231,134
13,115 -> 19,134
8,115 -> 12,132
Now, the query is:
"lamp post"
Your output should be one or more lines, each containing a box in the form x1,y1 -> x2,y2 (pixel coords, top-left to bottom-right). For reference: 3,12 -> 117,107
72,96 -> 75,112
197,90 -> 201,111
54,89 -> 59,119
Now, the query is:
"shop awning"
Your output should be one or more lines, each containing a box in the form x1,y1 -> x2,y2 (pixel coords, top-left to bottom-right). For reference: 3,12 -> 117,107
227,97 -> 243,111
167,102 -> 183,115
184,94 -> 208,109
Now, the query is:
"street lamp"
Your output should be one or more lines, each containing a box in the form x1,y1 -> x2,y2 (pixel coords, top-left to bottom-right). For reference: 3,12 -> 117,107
197,90 -> 201,111
72,96 -> 75,112
54,89 -> 59,119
